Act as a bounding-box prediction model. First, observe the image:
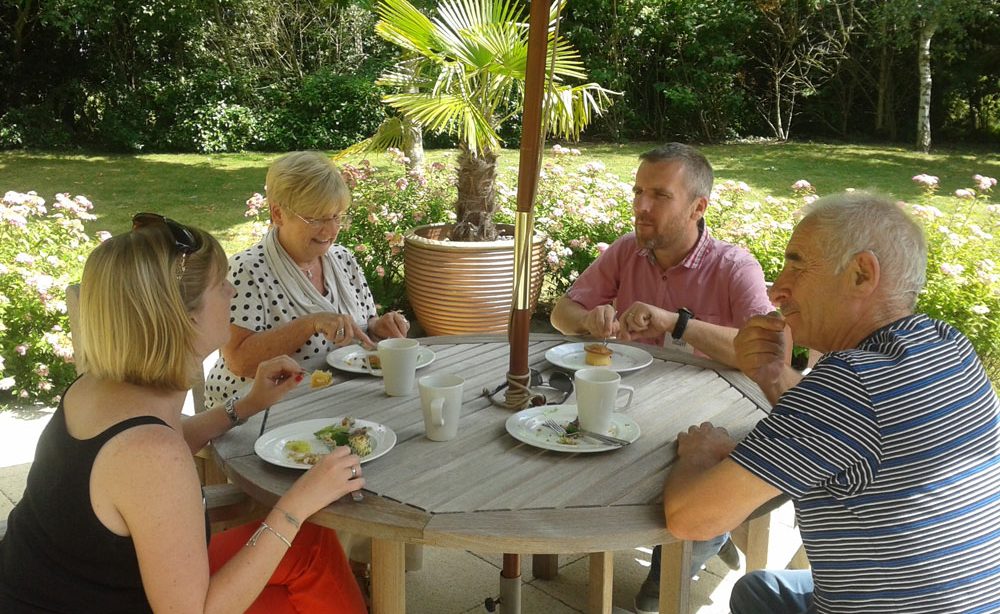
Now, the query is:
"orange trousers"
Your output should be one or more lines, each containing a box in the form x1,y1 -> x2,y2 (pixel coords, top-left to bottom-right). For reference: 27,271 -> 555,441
208,521 -> 367,614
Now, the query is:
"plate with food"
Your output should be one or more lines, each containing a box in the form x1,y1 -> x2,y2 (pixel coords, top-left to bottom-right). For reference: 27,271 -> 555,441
325,345 -> 436,376
505,405 -> 640,453
255,417 -> 397,469
544,342 -> 653,372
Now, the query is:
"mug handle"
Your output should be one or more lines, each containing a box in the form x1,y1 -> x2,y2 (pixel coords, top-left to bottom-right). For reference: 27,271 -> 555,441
430,397 -> 446,426
616,385 -> 635,410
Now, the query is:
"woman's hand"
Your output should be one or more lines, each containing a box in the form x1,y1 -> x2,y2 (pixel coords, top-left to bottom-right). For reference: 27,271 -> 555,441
310,312 -> 374,348
282,446 -> 365,518
369,311 -> 410,340
241,355 -> 304,415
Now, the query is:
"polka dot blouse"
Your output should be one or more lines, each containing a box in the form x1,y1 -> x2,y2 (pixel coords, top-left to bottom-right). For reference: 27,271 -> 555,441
204,242 -> 377,409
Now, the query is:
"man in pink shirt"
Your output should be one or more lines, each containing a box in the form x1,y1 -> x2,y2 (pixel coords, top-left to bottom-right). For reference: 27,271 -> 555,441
550,143 -> 774,368
551,143 -> 775,613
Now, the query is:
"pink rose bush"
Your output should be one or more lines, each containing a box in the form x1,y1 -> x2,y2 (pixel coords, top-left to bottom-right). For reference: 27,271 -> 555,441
1,191 -> 106,404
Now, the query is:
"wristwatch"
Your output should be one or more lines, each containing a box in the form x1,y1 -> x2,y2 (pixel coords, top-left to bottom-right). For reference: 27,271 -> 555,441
672,308 -> 694,345
224,396 -> 246,427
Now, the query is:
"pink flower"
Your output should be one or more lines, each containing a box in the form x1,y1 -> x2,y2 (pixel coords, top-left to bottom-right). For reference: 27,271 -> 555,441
15,344 -> 28,355
0,377 -> 15,391
912,174 -> 939,189
96,230 -> 112,242
954,188 -> 976,199
354,244 -> 368,253
791,179 -> 813,192
376,266 -> 386,278
596,242 -> 609,254
395,177 -> 409,191
973,174 -> 997,192
431,162 -> 446,172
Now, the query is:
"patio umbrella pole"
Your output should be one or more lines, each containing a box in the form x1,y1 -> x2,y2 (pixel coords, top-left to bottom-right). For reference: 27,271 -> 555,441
500,0 -> 551,609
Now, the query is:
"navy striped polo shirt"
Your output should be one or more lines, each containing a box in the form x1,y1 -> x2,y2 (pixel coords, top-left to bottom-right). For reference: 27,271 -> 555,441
731,314 -> 1000,613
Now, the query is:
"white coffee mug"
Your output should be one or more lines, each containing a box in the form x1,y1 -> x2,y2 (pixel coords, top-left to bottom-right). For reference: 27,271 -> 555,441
574,367 -> 634,434
378,338 -> 420,396
418,373 -> 465,441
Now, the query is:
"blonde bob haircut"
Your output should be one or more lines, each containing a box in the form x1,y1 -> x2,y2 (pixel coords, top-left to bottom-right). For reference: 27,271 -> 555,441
76,223 -> 227,390
266,151 -> 351,218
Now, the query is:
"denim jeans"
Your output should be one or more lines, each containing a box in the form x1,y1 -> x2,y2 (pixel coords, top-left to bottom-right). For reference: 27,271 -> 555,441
646,532 -> 728,580
729,569 -> 815,614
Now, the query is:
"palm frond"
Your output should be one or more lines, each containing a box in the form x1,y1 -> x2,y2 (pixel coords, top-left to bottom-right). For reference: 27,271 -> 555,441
384,92 -> 500,155
376,0 -> 442,57
333,117 -> 407,160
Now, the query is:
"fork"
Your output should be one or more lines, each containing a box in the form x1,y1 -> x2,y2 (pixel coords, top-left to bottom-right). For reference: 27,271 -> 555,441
543,419 -> 629,447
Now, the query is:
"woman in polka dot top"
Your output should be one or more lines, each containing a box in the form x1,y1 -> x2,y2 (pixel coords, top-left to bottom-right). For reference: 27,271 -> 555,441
205,151 -> 410,408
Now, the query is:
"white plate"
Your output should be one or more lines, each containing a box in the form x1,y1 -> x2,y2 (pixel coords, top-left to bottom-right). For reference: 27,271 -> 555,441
544,342 -> 653,373
505,405 -> 640,453
255,418 -> 397,469
325,345 -> 435,376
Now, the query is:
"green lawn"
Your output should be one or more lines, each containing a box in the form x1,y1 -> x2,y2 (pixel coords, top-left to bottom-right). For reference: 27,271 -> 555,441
2,141 -> 998,255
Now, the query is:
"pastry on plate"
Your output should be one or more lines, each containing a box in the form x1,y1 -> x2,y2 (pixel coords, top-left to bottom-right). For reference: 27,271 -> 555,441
584,343 -> 613,366
309,369 -> 333,389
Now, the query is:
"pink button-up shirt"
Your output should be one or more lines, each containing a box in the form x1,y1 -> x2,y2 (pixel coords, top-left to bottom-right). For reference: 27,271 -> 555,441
566,227 -> 773,346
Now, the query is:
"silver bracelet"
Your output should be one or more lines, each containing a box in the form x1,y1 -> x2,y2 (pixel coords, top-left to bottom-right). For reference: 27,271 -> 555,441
246,521 -> 291,548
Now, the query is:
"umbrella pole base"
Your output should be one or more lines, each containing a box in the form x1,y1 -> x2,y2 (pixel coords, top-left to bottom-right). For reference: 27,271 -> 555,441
498,571 -> 522,614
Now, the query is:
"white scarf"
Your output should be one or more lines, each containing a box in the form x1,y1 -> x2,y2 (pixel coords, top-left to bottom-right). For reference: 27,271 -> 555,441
261,227 -> 368,330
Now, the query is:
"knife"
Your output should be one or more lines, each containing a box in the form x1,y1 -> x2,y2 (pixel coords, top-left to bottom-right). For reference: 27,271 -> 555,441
575,428 -> 630,446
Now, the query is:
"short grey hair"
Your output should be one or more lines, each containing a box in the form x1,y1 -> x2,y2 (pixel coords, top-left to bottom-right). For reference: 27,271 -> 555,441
801,192 -> 927,310
638,143 -> 714,200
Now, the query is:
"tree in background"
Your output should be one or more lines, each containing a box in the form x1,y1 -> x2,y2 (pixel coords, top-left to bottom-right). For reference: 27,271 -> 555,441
344,0 -> 614,241
743,0 -> 857,141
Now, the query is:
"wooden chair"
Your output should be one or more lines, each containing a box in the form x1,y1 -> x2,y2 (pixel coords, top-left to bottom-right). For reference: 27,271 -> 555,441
65,284 -> 227,486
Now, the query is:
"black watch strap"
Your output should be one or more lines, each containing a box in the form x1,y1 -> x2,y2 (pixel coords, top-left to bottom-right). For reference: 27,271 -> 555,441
672,308 -> 694,345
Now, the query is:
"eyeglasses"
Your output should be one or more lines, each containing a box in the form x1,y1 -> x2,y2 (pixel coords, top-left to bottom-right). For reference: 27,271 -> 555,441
132,212 -> 202,276
292,211 -> 352,229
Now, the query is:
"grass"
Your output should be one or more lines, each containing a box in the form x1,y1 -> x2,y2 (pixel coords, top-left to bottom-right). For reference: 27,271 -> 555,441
2,141 -> 998,255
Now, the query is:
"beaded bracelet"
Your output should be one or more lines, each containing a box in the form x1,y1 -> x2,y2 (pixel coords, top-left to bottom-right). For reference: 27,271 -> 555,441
246,522 -> 291,548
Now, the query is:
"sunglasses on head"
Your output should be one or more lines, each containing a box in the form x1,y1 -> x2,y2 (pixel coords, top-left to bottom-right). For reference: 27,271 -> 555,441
131,212 -> 202,254
132,212 -> 203,277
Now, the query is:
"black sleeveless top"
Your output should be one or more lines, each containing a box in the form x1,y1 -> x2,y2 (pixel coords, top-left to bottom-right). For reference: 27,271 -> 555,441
0,397 -> 209,613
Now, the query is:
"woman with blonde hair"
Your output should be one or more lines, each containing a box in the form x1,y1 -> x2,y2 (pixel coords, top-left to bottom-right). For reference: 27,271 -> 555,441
0,214 -> 367,613
206,151 -> 409,408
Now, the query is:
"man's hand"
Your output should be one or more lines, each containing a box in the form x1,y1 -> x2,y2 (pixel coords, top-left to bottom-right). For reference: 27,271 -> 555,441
618,301 -> 673,341
677,422 -> 737,467
734,312 -> 800,404
582,304 -> 620,339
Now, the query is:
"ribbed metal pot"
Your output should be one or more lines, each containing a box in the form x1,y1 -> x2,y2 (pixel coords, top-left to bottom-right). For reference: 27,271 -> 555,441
403,223 -> 546,336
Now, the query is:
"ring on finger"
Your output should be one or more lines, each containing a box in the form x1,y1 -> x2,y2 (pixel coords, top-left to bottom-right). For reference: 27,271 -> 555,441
350,465 -> 357,479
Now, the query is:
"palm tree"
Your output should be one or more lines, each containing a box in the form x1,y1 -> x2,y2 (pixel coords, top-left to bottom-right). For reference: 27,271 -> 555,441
341,0 -> 614,241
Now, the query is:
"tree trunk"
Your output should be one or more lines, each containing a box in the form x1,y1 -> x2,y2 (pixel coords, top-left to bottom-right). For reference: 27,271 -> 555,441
402,117 -> 424,171
875,39 -> 891,135
916,19 -> 937,153
450,145 -> 498,242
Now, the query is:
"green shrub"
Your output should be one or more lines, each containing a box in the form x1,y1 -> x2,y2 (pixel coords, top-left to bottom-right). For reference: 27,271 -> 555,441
0,192 -> 100,405
259,70 -> 386,151
172,101 -> 260,153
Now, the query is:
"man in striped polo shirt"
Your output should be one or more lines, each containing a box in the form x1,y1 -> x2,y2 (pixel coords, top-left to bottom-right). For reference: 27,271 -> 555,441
664,191 -> 1000,613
